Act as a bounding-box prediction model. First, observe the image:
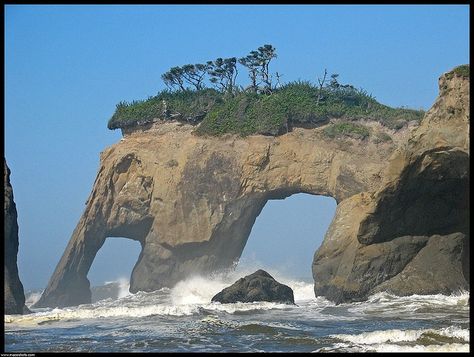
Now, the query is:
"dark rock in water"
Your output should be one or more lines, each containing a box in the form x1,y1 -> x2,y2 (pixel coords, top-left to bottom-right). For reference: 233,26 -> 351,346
4,158 -> 29,314
211,270 -> 295,304
91,282 -> 122,303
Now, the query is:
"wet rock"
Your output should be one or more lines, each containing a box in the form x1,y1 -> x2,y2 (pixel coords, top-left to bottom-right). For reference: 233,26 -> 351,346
211,270 -> 295,304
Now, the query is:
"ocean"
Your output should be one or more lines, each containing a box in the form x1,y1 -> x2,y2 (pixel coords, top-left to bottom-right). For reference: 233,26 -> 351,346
4,266 -> 470,353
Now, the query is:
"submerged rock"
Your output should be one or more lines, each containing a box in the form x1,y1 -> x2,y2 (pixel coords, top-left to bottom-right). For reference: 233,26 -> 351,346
211,270 -> 295,304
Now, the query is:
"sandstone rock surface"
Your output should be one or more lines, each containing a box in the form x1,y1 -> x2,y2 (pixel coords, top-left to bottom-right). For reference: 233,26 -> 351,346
35,66 -> 469,308
211,269 -> 294,304
312,66 -> 469,303
4,159 -> 29,314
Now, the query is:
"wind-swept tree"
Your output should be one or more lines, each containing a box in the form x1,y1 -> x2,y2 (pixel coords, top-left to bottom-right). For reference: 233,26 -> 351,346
207,57 -> 238,94
329,73 -> 340,90
239,51 -> 261,93
316,69 -> 328,105
161,66 -> 186,91
256,44 -> 277,93
239,44 -> 277,94
181,63 -> 210,91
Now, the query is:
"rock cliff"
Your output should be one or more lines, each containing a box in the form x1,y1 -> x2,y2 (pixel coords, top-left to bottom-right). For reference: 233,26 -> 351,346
4,159 -> 28,314
312,67 -> 469,302
35,66 -> 469,308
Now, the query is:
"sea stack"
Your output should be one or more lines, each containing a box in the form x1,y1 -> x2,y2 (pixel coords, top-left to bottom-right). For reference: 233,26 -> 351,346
35,65 -> 469,308
4,158 -> 29,314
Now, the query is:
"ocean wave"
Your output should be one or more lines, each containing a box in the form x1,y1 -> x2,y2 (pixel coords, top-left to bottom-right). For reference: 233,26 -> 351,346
314,325 -> 470,352
317,342 -> 469,353
364,290 -> 470,306
346,290 -> 470,317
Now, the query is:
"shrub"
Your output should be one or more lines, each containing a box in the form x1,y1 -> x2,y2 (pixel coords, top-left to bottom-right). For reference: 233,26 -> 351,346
107,89 -> 223,130
108,80 -> 424,136
323,122 -> 371,140
446,64 -> 469,80
373,131 -> 393,143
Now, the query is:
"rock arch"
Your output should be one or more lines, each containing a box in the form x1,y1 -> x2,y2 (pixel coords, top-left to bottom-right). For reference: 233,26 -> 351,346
35,68 -> 469,308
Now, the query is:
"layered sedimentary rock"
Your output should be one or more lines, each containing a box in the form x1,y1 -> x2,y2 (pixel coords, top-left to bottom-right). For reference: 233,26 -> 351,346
4,159 -> 28,314
35,66 -> 469,308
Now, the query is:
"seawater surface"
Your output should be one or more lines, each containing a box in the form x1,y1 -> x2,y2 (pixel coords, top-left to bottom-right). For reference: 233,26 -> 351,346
4,267 -> 470,353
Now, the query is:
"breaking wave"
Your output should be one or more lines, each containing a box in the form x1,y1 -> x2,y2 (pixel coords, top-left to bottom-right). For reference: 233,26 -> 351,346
5,274 -> 469,353
316,325 -> 470,352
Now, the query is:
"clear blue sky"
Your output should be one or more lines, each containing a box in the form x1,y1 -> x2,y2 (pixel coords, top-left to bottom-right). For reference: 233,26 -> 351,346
4,5 -> 469,289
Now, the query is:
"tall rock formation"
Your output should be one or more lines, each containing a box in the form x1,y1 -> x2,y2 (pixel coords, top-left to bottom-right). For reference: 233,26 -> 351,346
312,66 -> 469,302
4,159 -> 28,314
35,66 -> 469,308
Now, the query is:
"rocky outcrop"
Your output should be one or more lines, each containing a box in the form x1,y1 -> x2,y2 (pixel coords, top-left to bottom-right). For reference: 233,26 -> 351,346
35,66 -> 469,308
4,159 -> 29,314
312,66 -> 469,303
211,270 -> 294,304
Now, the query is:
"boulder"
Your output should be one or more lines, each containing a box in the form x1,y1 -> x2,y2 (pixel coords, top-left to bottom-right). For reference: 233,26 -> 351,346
211,270 -> 295,304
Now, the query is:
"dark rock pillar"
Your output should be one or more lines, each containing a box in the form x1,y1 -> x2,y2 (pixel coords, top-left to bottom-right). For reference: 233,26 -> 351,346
4,158 -> 28,314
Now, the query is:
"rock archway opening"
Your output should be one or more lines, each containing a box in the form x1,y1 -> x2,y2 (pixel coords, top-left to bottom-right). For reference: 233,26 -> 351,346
237,193 -> 337,281
87,236 -> 142,302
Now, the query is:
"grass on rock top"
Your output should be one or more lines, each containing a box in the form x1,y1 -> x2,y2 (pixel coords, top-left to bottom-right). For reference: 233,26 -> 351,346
108,81 -> 425,138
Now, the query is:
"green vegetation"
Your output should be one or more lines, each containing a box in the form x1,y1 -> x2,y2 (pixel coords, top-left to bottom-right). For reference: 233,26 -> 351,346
323,122 -> 371,140
373,131 -> 393,143
108,44 -> 425,136
446,64 -> 469,79
108,89 -> 222,130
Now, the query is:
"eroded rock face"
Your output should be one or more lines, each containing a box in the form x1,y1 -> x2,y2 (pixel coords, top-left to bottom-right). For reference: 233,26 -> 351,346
211,269 -> 295,304
313,67 -> 470,303
4,159 -> 28,314
35,66 -> 469,308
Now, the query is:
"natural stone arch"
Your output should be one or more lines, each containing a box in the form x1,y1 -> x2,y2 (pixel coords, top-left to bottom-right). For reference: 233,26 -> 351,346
238,193 -> 337,276
87,236 -> 142,289
35,123 -> 391,308
35,67 -> 469,308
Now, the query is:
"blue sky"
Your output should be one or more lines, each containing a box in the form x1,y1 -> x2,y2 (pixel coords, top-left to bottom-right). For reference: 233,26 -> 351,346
4,5 -> 469,289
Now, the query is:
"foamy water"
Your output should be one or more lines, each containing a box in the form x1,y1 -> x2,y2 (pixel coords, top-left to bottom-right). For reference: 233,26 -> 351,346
5,272 -> 470,353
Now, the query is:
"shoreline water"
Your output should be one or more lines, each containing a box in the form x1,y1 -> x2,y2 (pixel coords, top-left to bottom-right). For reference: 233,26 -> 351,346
5,273 -> 470,353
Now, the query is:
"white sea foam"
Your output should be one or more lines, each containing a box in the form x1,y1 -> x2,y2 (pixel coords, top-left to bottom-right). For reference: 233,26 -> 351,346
5,273 -> 304,325
317,342 -> 470,353
319,325 -> 470,352
332,326 -> 469,344
346,290 -> 470,318
24,290 -> 44,308
5,271 -> 469,355
117,277 -> 131,299
170,275 -> 229,305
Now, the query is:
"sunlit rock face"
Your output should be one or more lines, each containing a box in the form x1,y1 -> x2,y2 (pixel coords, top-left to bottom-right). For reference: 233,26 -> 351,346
4,159 -> 29,314
35,66 -> 469,308
313,67 -> 469,303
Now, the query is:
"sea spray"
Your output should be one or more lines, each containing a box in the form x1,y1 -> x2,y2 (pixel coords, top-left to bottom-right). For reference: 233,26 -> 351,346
117,277 -> 131,299
5,269 -> 469,353
24,290 -> 44,308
